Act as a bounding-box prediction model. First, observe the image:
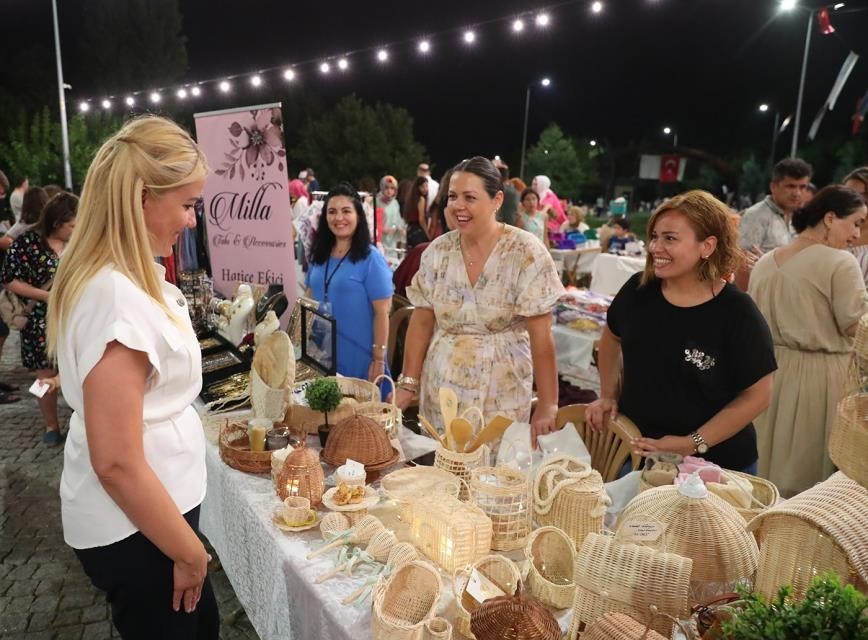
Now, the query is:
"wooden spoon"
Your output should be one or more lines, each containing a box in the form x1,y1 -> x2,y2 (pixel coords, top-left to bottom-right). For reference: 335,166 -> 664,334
464,415 -> 514,453
439,388 -> 458,449
419,415 -> 447,447
450,418 -> 474,453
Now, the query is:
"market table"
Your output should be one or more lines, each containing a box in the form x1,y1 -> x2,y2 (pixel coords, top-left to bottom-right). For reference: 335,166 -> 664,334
589,253 -> 646,295
553,324 -> 599,374
549,245 -> 601,280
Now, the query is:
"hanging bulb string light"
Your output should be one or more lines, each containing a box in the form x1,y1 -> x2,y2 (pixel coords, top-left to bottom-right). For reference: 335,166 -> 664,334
75,0 -> 599,111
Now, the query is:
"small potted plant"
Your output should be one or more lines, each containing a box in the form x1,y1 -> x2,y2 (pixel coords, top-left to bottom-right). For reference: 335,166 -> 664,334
305,378 -> 343,447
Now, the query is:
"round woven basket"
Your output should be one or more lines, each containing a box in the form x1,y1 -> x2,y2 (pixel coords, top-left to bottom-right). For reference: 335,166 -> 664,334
829,393 -> 867,488
532,455 -> 608,548
321,413 -> 399,470
469,466 -> 530,552
434,445 -> 487,500
524,526 -> 576,609
274,443 -> 325,506
615,484 -> 759,604
454,555 -> 521,639
371,560 -> 442,640
469,590 -> 561,640
219,421 -> 273,474
381,466 -> 461,520
353,374 -> 401,438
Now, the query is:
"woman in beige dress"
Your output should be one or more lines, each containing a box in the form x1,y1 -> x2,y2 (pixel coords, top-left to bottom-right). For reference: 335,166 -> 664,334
394,156 -> 564,445
749,185 -> 868,496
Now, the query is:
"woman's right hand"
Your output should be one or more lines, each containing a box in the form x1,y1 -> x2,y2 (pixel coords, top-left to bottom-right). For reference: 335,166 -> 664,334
172,546 -> 210,613
586,397 -> 618,432
393,387 -> 417,410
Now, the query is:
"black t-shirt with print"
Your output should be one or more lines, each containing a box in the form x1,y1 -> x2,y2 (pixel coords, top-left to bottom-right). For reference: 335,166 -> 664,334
607,273 -> 777,470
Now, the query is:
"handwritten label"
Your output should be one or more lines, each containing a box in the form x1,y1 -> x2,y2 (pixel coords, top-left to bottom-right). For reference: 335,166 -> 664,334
619,519 -> 665,542
466,568 -> 507,604
345,458 -> 365,474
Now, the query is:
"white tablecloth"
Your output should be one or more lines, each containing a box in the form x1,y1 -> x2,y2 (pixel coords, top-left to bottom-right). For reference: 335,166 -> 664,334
549,246 -> 601,276
553,324 -> 600,373
590,253 -> 646,295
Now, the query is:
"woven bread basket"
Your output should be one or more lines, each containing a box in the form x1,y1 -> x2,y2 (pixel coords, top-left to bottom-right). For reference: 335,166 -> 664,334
524,526 -> 576,609
321,413 -> 399,471
371,560 -> 442,640
567,533 -> 692,640
287,376 -> 380,434
469,466 -> 530,552
469,589 -> 561,640
381,466 -> 461,521
829,393 -> 868,488
219,421 -> 273,474
615,482 -> 759,604
532,454 -> 609,548
454,555 -> 521,639
746,470 -> 868,600
274,443 -> 325,506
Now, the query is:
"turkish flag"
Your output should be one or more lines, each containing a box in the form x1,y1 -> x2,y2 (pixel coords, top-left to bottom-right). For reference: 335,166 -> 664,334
817,8 -> 835,36
660,155 -> 680,183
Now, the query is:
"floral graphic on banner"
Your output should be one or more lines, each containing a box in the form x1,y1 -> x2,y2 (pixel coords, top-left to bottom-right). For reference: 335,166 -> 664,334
214,108 -> 285,181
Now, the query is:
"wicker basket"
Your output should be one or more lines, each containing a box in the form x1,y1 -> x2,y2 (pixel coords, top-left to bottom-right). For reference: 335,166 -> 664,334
469,590 -> 561,640
434,446 -> 488,500
582,607 -> 694,640
615,483 -> 759,605
371,560 -> 442,640
321,413 -> 399,471
469,467 -> 530,552
829,393 -> 868,488
567,533 -> 693,640
422,617 -> 452,640
405,493 -> 492,573
353,374 -> 401,438
718,469 -> 779,523
287,376 -> 380,434
219,421 -> 273,474
274,443 -> 325,506
250,364 -> 291,423
854,313 -> 868,378
746,470 -> 868,600
524,526 -> 576,609
381,466 -> 461,520
532,454 -> 609,548
454,555 -> 521,639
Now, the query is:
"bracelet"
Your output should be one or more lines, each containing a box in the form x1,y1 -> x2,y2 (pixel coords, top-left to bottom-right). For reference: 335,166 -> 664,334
396,374 -> 419,388
372,343 -> 387,351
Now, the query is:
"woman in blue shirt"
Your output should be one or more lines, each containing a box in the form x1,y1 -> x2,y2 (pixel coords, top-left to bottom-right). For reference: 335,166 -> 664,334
306,183 -> 393,386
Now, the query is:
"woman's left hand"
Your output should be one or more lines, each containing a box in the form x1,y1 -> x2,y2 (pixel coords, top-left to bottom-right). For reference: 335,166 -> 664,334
530,402 -> 558,449
631,435 -> 695,458
367,359 -> 386,383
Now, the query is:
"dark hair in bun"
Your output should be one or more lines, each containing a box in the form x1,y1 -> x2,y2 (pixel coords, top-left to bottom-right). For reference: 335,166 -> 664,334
791,185 -> 865,233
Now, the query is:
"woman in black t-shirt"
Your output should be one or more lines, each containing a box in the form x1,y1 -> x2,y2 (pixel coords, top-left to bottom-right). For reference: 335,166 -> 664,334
586,190 -> 776,472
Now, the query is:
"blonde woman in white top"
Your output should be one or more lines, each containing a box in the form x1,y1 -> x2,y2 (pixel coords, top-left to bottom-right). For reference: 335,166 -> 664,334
46,116 -> 218,639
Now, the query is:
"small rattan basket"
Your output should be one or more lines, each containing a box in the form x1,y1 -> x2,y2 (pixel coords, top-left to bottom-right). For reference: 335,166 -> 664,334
422,617 -> 452,640
219,421 -> 273,474
454,555 -> 522,639
353,374 -> 401,438
469,589 -> 561,640
434,446 -> 488,501
371,560 -> 442,640
567,532 -> 693,640
469,466 -> 530,552
532,454 -> 609,548
829,393 -> 868,489
746,470 -> 868,600
321,413 -> 399,471
524,526 -> 576,609
274,443 -> 325,506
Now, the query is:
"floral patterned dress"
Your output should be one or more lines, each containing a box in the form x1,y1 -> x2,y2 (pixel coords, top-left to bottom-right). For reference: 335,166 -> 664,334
407,226 -> 564,430
2,230 -> 58,370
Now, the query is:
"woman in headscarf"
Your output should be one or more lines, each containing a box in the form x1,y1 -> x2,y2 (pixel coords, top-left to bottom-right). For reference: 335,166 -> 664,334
533,175 -> 567,234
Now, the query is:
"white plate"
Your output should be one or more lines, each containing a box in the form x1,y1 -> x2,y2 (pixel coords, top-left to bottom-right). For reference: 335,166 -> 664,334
321,485 -> 380,512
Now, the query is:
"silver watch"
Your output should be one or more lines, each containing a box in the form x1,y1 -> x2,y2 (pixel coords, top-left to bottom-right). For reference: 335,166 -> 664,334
689,431 -> 709,455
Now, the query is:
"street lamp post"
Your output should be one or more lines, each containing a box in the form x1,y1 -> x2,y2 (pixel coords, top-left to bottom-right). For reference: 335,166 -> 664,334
51,0 -> 72,189
790,10 -> 814,157
759,104 -> 782,171
519,77 -> 550,180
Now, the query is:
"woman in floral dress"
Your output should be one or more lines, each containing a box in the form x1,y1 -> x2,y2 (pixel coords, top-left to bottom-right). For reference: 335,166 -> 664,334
3,192 -> 77,445
395,157 -> 564,444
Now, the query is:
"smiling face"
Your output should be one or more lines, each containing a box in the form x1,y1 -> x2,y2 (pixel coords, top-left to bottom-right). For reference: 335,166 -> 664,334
325,195 -> 358,243
447,172 -> 503,237
142,179 -> 204,257
648,210 -> 717,282
824,205 -> 867,249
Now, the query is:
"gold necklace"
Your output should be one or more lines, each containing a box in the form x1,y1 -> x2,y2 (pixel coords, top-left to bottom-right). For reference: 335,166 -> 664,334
460,223 -> 504,266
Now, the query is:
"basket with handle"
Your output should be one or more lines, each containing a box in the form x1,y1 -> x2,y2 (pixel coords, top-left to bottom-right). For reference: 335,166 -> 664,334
828,393 -> 867,488
453,554 -> 522,639
371,559 -> 442,640
434,407 -> 487,500
468,466 -> 530,552
469,585 -> 561,640
354,374 -> 402,438
218,420 -> 273,474
581,605 -> 696,640
532,454 -> 609,548
524,525 -> 576,609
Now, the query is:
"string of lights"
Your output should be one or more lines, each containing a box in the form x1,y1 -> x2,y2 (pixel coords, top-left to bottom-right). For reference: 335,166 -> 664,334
75,0 -> 609,112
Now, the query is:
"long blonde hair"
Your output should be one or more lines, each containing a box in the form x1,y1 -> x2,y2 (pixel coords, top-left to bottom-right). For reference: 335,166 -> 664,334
47,116 -> 208,357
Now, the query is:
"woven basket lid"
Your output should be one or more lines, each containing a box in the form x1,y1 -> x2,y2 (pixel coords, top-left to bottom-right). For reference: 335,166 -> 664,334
321,413 -> 396,468
285,444 -> 320,468
616,483 -> 758,583
747,471 -> 868,585
469,592 -> 561,640
829,393 -> 868,488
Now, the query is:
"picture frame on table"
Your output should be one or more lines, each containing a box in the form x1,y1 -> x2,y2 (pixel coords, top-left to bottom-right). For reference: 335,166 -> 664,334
300,304 -> 337,377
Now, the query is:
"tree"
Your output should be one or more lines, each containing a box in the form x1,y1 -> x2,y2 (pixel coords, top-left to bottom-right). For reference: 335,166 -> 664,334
0,107 -> 122,190
73,0 -> 188,95
739,155 -> 766,203
292,95 -> 426,188
525,124 -> 594,202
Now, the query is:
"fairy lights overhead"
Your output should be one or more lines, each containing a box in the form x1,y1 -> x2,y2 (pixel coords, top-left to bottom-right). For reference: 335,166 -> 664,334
77,0 -> 619,112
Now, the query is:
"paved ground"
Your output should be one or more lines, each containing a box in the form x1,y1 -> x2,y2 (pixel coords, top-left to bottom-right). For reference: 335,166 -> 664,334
0,332 -> 259,639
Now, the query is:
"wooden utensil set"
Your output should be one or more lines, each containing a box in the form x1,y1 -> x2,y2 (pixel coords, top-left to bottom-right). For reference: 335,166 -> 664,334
419,388 -> 514,453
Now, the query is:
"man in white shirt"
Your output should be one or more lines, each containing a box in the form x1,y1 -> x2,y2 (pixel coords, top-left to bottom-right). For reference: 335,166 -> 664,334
739,158 -> 812,253
417,162 -> 439,211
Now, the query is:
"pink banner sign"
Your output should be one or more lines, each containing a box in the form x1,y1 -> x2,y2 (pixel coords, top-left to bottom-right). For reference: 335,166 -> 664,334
194,104 -> 296,307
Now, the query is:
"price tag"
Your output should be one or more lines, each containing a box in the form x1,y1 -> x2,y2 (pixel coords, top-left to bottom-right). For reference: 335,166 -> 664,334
465,568 -> 507,604
619,519 -> 666,543
345,458 -> 365,475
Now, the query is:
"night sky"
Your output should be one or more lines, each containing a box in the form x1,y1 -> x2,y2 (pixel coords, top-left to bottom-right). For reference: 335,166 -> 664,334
4,0 -> 868,176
